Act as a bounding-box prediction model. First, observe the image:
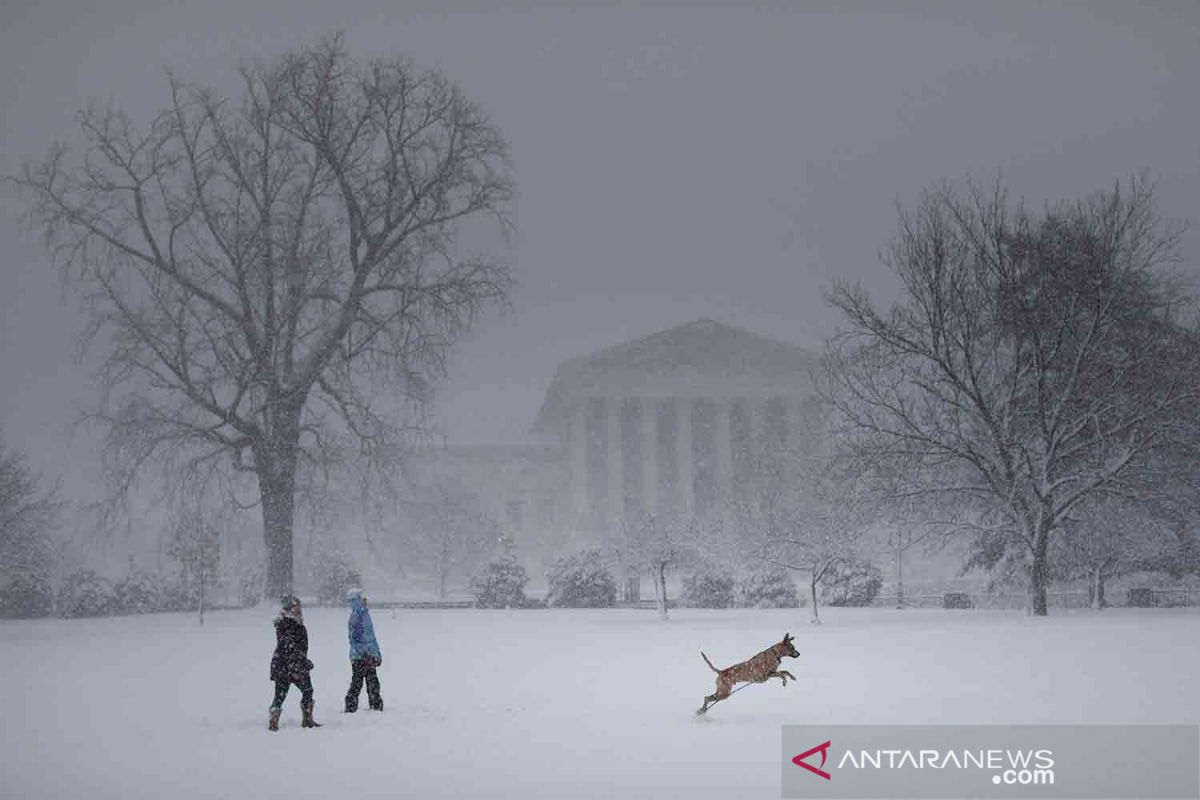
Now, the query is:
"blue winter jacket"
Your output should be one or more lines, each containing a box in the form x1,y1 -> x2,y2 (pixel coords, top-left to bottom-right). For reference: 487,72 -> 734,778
347,595 -> 382,662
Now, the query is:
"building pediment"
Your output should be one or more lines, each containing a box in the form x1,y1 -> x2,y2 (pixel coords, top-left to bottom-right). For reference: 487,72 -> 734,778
533,320 -> 819,435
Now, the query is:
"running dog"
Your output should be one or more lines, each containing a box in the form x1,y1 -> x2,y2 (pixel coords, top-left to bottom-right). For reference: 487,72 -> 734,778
696,633 -> 799,715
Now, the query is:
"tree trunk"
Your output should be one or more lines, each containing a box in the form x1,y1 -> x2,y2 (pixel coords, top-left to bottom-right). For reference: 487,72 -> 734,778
809,574 -> 821,625
895,541 -> 905,609
1030,519 -> 1051,617
198,572 -> 206,627
1090,568 -> 1107,610
436,534 -> 450,599
257,411 -> 302,601
655,562 -> 669,621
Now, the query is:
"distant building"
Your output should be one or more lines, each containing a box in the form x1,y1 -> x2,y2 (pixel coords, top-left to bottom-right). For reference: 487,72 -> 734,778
422,320 -> 823,577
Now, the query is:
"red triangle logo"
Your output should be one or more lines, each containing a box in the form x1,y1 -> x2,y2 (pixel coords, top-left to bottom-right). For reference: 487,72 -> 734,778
792,740 -> 832,780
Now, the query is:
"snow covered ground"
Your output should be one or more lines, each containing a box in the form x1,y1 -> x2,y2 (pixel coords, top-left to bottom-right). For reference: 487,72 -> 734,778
2,606 -> 1197,799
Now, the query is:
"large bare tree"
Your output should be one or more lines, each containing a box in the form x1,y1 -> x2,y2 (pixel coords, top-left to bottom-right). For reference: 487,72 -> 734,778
12,37 -> 513,597
827,177 -> 1199,615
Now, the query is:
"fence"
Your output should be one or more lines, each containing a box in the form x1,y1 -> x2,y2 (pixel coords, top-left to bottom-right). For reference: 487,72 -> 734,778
872,588 -> 1197,610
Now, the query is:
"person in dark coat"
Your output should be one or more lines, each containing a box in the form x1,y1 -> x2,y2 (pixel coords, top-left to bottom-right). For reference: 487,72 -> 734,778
344,587 -> 384,712
269,595 -> 321,730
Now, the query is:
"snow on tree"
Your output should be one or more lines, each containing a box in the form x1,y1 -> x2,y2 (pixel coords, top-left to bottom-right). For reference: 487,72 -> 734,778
546,549 -> 617,608
12,35 -> 514,599
735,565 -> 800,609
738,443 -> 875,624
827,177 -> 1200,615
0,432 -> 61,618
469,550 -> 529,609
1051,494 -> 1181,609
612,513 -> 699,621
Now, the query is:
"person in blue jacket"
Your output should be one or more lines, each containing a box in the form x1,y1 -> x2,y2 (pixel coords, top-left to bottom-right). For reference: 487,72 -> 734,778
344,587 -> 384,712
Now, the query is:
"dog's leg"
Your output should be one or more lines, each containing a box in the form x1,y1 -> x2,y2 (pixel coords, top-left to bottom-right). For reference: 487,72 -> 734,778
697,679 -> 732,715
697,690 -> 728,715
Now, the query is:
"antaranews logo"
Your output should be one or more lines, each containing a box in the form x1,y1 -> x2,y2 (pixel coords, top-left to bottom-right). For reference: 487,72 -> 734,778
791,739 -> 1055,786
783,725 -> 1199,800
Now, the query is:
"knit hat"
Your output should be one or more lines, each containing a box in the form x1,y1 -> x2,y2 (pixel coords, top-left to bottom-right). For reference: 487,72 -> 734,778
280,594 -> 301,609
345,587 -> 364,602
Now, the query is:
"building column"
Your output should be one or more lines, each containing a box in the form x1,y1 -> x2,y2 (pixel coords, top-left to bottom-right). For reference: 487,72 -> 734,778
570,403 -> 588,522
607,396 -> 623,529
749,398 -> 768,452
678,397 -> 694,517
715,398 -> 734,508
641,396 -> 657,520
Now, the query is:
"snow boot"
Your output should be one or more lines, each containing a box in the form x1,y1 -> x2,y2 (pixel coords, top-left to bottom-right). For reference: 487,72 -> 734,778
268,706 -> 281,732
301,702 -> 322,728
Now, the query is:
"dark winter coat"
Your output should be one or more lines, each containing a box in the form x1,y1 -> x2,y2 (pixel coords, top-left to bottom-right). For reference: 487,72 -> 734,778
270,614 -> 313,683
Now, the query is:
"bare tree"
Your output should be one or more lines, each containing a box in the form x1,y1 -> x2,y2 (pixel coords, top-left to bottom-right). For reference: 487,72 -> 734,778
167,507 -> 221,625
405,476 -> 498,599
1050,495 -> 1176,610
12,36 -> 513,597
614,513 -> 697,621
741,446 -> 874,625
827,177 -> 1199,615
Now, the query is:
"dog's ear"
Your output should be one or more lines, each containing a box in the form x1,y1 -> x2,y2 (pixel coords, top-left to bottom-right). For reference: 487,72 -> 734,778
783,632 -> 792,642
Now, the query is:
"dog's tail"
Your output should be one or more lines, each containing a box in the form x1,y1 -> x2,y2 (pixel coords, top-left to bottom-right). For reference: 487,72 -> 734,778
700,651 -> 720,673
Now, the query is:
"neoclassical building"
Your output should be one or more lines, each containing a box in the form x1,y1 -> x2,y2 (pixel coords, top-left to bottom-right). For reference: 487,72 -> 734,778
426,320 -> 822,569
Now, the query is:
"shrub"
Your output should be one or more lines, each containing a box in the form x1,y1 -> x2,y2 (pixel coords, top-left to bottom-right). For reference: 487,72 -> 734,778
737,566 -> 800,609
57,570 -> 117,618
469,555 -> 529,609
822,560 -> 883,607
157,579 -> 196,612
237,565 -> 265,608
680,571 -> 735,608
546,550 -> 617,608
0,568 -> 54,618
113,570 -> 164,615
314,551 -> 361,606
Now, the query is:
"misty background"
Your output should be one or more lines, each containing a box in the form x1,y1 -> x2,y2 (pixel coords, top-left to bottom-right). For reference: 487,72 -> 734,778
2,0 -> 1198,590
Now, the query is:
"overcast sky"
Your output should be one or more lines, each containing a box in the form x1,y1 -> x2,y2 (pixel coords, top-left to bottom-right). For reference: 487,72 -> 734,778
1,0 -> 1198,505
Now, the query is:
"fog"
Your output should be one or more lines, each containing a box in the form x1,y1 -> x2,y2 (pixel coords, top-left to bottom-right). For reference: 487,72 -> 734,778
1,1 -> 1198,589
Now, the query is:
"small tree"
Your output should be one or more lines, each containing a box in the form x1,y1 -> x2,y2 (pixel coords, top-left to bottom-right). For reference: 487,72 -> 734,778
58,570 -> 117,618
113,560 -> 164,615
546,549 -> 617,608
469,554 -> 529,609
168,510 -> 221,624
821,560 -> 883,607
743,443 -> 873,624
312,545 -> 360,606
614,514 -> 696,621
736,566 -> 801,609
680,571 -> 735,608
1051,495 -> 1178,609
405,476 -> 498,599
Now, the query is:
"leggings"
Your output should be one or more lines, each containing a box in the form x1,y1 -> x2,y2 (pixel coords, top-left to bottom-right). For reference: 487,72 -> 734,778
271,675 -> 314,708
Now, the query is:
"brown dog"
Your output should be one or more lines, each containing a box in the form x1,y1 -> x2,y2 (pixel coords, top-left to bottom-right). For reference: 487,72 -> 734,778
696,633 -> 799,715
